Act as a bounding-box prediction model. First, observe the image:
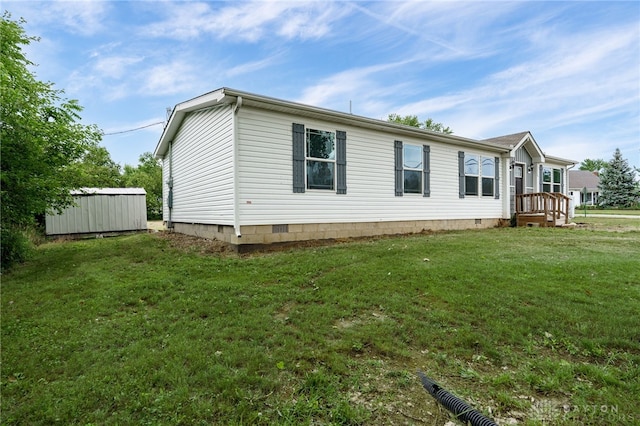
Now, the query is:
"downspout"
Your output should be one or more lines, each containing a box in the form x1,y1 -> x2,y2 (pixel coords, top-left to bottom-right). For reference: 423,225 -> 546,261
566,163 -> 576,218
504,153 -> 512,220
232,96 -> 243,238
167,140 -> 174,228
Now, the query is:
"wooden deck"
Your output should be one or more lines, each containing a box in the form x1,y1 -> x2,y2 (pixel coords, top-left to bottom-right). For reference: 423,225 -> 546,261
515,192 -> 571,227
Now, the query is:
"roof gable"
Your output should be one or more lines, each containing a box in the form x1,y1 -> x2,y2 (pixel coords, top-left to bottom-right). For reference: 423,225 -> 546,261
481,131 -> 546,162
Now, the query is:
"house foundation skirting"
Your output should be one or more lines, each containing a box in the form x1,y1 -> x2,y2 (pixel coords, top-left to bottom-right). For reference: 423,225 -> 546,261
170,218 -> 502,250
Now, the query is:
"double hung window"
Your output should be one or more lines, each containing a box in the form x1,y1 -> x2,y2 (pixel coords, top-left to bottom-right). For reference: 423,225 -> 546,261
463,154 -> 495,196
394,141 -> 430,196
306,129 -> 335,190
292,123 -> 346,194
458,151 -> 499,198
403,144 -> 423,194
464,154 -> 479,196
542,167 -> 561,193
481,157 -> 495,196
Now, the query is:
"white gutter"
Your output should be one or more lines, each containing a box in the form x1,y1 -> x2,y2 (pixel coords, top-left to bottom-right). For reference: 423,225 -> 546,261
154,87 -> 511,159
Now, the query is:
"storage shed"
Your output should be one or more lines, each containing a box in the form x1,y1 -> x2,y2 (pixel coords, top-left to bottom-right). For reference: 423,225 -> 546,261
45,188 -> 147,236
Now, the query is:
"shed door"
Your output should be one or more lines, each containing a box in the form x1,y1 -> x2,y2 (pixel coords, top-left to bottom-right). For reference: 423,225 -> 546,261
514,165 -> 524,195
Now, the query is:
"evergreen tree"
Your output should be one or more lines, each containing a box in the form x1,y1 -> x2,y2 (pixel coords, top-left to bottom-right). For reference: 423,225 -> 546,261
597,148 -> 640,207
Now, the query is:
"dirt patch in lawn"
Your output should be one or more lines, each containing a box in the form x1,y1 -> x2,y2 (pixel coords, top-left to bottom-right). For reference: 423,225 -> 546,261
155,231 -> 233,255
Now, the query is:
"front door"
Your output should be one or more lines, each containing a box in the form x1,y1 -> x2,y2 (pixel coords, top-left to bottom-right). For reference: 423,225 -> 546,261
514,165 -> 524,195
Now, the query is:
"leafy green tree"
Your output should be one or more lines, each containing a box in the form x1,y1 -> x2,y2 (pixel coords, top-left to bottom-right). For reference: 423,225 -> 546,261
579,158 -> 607,173
388,114 -> 453,134
597,148 -> 640,208
122,152 -> 162,219
1,13 -> 102,269
69,145 -> 123,188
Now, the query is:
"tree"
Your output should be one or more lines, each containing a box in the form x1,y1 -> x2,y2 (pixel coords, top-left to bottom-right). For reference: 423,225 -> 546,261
579,158 -> 607,173
388,114 -> 453,134
122,152 -> 162,219
597,148 -> 640,208
69,145 -> 123,188
1,13 -> 102,269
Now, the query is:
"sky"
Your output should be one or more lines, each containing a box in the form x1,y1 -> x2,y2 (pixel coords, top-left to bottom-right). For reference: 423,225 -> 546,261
5,0 -> 640,170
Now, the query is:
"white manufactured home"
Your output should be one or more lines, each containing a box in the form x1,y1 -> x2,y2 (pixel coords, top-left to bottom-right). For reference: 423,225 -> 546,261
45,188 -> 147,237
154,88 -> 576,250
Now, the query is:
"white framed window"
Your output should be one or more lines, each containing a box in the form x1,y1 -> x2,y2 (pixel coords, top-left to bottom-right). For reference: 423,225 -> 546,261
464,154 -> 479,196
481,157 -> 495,197
542,167 -> 561,193
464,154 -> 495,196
306,128 -> 335,190
395,141 -> 430,197
514,165 -> 523,179
403,144 -> 423,194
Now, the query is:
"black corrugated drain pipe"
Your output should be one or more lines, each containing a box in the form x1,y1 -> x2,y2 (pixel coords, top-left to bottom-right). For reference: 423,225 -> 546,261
418,371 -> 497,426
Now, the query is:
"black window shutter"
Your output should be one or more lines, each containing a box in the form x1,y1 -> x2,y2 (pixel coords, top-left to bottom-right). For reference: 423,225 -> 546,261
292,123 -> 305,193
336,130 -> 347,194
423,145 -> 431,197
458,151 -> 465,198
394,141 -> 403,196
494,157 -> 500,199
561,168 -> 565,193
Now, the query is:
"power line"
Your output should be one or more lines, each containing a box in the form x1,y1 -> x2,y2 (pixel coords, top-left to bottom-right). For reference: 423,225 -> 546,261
102,121 -> 164,136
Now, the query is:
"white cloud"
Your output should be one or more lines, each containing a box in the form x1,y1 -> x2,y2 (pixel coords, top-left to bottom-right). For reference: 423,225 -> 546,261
12,0 -> 111,36
296,59 -> 419,114
141,0 -> 352,41
140,61 -> 198,96
226,54 -> 283,77
94,56 -> 145,79
352,1 -> 525,60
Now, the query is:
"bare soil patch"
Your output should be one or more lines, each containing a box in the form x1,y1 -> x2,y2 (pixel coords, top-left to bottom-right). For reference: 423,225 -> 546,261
155,230 -> 233,255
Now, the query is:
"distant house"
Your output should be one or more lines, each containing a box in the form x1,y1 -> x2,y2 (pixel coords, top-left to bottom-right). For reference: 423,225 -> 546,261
568,170 -> 600,207
45,188 -> 147,237
153,87 -> 576,250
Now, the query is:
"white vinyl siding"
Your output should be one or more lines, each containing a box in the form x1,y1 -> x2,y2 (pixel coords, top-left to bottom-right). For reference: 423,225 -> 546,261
236,106 -> 503,225
164,106 -> 235,225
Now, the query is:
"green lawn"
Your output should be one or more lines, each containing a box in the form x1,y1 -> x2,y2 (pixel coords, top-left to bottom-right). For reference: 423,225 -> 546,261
2,226 -> 639,425
573,214 -> 640,231
581,209 -> 640,216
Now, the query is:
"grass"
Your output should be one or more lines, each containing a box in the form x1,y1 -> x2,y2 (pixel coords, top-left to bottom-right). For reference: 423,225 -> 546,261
582,209 -> 640,216
2,225 -> 640,425
573,214 -> 640,231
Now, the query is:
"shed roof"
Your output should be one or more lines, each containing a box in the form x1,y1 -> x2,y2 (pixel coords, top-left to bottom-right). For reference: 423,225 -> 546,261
71,188 -> 147,196
568,170 -> 600,190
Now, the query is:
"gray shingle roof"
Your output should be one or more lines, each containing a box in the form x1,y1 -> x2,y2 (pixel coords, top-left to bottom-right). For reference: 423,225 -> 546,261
481,131 -> 530,148
568,170 -> 600,190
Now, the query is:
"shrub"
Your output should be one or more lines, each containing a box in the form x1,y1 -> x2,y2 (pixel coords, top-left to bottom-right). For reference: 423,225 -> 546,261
1,226 -> 33,271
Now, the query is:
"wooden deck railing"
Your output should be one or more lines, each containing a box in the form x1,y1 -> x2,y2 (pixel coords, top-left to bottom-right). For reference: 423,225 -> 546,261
515,192 -> 571,227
